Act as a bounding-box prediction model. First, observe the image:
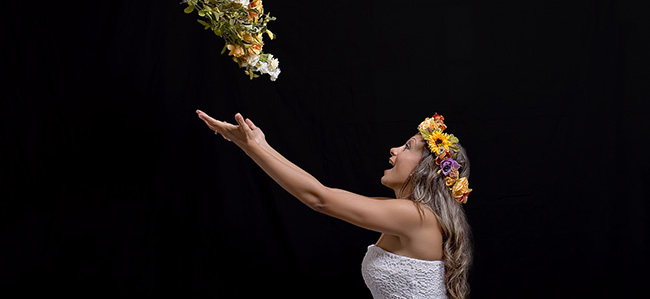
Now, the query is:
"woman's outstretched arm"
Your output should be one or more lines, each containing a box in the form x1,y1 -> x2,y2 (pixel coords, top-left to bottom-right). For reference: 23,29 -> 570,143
197,110 -> 325,207
242,117 -> 319,182
196,110 -> 425,236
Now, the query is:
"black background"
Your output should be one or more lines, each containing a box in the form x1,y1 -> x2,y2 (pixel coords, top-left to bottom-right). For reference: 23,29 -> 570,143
2,0 -> 649,298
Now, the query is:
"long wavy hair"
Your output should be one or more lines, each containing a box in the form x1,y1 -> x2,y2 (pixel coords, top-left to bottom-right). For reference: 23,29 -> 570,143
399,144 -> 473,299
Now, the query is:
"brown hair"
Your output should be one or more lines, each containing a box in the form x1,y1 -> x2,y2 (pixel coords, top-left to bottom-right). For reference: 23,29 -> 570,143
400,145 -> 473,299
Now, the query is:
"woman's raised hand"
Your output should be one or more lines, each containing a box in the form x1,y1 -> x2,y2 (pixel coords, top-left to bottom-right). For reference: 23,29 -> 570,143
196,110 -> 267,149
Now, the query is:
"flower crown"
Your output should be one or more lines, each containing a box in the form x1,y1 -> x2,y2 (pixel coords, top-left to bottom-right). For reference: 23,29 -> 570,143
418,114 -> 472,204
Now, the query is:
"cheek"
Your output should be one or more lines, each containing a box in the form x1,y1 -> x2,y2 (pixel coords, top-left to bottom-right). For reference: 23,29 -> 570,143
399,156 -> 420,174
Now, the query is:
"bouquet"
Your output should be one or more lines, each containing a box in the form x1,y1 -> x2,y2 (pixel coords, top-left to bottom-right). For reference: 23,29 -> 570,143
183,0 -> 280,81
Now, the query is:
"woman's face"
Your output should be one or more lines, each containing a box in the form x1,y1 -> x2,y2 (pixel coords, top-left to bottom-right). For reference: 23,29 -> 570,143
381,134 -> 425,192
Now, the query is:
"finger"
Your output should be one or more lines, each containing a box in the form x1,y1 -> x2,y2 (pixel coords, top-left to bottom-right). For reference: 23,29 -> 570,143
200,118 -> 218,132
197,110 -> 214,125
197,110 -> 218,123
199,117 -> 215,130
234,113 -> 252,133
220,121 -> 238,130
198,110 -> 229,132
245,118 -> 257,130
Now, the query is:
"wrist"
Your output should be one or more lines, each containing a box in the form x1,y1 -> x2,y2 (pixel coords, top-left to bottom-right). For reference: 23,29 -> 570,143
260,140 -> 271,151
243,139 -> 266,156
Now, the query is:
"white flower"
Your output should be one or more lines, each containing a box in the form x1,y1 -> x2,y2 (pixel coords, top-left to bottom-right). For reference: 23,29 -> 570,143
251,57 -> 280,81
231,0 -> 250,6
268,57 -> 279,70
268,68 -> 280,81
255,61 -> 265,72
246,54 -> 260,67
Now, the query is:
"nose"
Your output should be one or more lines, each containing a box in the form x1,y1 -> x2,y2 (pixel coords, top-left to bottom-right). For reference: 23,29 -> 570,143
390,147 -> 399,156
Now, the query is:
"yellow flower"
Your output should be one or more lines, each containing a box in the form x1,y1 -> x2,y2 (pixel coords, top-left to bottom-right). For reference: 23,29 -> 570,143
426,131 -> 452,155
419,114 -> 451,154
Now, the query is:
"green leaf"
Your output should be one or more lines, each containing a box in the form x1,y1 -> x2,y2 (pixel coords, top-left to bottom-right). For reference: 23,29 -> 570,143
184,6 -> 194,14
259,54 -> 268,62
197,19 -> 210,29
266,29 -> 275,40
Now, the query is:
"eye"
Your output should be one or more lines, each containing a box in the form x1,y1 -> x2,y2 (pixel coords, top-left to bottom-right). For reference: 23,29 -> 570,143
405,143 -> 411,150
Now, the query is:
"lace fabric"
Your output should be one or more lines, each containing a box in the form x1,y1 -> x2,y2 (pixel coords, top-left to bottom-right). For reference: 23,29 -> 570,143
361,245 -> 448,298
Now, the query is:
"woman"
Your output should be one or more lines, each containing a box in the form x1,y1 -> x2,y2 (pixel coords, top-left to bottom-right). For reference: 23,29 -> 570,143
196,110 -> 473,298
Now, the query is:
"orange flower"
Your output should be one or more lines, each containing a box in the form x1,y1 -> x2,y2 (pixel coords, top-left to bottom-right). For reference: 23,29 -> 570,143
243,33 -> 254,43
247,44 -> 262,55
227,44 -> 245,57
448,168 -> 459,180
248,0 -> 262,21
445,176 -> 456,187
432,114 -> 447,131
457,193 -> 469,204
435,152 -> 451,165
249,0 -> 261,9
451,177 -> 471,203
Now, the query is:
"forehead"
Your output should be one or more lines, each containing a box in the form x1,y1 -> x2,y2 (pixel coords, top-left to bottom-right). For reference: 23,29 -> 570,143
409,134 -> 425,145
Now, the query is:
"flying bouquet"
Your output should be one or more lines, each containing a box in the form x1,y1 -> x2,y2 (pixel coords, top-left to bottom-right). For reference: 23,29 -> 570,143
183,0 -> 280,81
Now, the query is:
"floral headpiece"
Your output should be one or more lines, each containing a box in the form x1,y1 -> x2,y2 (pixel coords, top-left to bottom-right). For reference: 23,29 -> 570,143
418,114 -> 472,204
183,0 -> 280,81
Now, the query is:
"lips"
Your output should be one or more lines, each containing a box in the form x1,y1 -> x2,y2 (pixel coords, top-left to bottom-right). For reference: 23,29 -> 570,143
385,158 -> 395,174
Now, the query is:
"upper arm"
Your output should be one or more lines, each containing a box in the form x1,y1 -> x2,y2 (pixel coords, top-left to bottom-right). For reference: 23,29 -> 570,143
314,187 -> 426,237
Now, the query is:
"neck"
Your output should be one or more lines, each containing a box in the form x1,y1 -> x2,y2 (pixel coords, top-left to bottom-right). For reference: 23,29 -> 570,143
393,181 -> 412,199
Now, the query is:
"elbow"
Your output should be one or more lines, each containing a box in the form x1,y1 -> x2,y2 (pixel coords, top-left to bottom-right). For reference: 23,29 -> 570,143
304,192 -> 327,213
309,201 -> 327,213
304,185 -> 331,213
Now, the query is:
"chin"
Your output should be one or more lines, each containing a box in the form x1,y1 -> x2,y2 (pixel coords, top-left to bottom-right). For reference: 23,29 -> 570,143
380,177 -> 398,190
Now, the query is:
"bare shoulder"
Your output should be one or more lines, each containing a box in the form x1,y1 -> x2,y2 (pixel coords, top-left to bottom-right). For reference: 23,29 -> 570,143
317,189 -> 436,236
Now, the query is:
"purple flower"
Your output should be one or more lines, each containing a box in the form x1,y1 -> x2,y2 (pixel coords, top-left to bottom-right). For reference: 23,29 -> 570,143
440,158 -> 461,175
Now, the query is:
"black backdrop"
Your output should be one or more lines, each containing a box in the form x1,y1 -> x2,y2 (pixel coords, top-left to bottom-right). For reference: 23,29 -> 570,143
2,0 -> 648,298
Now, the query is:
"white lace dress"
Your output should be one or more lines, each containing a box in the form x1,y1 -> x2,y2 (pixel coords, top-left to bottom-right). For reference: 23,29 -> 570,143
361,245 -> 447,298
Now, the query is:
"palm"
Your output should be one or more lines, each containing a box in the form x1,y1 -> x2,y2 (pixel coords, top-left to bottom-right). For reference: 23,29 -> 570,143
249,125 -> 266,145
196,110 -> 266,147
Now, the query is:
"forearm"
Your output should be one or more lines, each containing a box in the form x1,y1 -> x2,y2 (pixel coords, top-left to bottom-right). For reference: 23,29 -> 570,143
245,143 -> 326,210
260,142 -> 318,182
258,144 -> 389,201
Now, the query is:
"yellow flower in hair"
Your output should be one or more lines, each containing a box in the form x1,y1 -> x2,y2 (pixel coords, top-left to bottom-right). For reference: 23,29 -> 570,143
417,113 -> 471,204
426,131 -> 452,155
